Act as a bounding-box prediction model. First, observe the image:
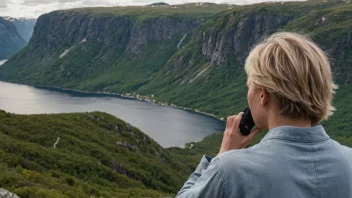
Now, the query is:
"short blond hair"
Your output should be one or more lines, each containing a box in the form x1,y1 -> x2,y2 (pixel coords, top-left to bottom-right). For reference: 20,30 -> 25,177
245,32 -> 338,125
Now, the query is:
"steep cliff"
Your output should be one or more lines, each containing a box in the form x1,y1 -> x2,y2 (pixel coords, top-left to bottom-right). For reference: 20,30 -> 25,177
0,4 -> 229,88
139,0 -> 352,118
0,17 -> 26,60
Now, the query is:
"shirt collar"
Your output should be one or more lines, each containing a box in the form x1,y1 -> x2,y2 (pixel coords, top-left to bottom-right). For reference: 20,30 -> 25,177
261,125 -> 330,143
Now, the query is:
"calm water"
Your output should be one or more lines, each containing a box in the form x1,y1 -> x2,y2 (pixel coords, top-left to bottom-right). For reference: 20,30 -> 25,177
0,81 -> 225,147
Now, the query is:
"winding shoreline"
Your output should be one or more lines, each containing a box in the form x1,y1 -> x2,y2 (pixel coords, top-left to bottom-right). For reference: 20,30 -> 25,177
6,82 -> 225,122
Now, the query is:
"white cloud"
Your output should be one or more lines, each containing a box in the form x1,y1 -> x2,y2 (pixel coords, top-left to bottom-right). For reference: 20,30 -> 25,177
0,0 -> 306,18
0,0 -> 7,8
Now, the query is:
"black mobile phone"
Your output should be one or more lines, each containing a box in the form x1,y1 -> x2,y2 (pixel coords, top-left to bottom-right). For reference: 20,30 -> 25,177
239,107 -> 255,136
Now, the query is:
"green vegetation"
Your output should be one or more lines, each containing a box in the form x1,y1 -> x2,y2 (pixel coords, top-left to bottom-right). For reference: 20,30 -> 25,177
64,3 -> 232,20
75,35 -> 186,92
0,111 -> 191,197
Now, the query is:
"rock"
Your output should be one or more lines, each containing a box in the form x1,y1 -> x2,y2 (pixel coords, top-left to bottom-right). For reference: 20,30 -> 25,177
148,2 -> 169,6
110,161 -> 126,174
331,32 -> 352,84
0,188 -> 20,198
142,135 -> 148,146
152,148 -> 165,162
126,17 -> 203,54
116,141 -> 139,152
87,113 -> 104,121
201,13 -> 294,66
87,113 -> 96,120
126,123 -> 132,132
111,124 -> 120,133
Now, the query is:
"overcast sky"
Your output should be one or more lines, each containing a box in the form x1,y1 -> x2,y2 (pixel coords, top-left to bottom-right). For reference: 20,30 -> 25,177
0,0 -> 305,18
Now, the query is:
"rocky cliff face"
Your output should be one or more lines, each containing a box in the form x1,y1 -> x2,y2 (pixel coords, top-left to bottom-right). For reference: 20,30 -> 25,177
127,17 -> 203,54
29,12 -> 134,63
159,1 -> 352,86
154,9 -> 300,87
0,17 -> 26,60
330,32 -> 352,85
1,7 -> 211,86
200,14 -> 294,66
29,10 -> 202,58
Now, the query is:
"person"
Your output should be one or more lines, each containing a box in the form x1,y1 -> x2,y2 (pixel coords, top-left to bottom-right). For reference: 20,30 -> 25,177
176,32 -> 352,198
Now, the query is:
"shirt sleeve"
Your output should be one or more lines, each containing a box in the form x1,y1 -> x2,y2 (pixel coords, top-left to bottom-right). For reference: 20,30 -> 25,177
176,155 -> 225,198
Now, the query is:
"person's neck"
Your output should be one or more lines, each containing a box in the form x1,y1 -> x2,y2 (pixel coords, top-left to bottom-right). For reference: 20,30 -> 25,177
267,110 -> 312,131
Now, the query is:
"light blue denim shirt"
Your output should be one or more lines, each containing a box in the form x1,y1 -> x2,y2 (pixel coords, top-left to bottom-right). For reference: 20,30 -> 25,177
177,125 -> 352,198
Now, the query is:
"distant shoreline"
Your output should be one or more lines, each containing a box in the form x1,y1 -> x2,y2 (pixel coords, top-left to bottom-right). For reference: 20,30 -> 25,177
36,85 -> 225,122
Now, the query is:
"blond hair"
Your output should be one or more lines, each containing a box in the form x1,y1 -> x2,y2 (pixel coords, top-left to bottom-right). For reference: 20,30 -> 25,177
245,32 -> 338,125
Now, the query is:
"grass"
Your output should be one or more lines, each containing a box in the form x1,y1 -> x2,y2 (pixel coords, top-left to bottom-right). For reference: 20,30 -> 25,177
0,111 -> 190,197
58,3 -> 231,21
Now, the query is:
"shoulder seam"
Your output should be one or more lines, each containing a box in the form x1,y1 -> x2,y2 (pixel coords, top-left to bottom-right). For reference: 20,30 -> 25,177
261,137 -> 330,143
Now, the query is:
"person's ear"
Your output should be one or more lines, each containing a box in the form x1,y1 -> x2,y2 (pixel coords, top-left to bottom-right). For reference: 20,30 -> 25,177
259,87 -> 269,106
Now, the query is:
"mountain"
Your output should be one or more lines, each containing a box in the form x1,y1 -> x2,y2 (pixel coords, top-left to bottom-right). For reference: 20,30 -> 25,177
0,110 -> 193,197
0,17 -> 26,60
3,17 -> 36,42
149,2 -> 170,6
0,1 -> 351,142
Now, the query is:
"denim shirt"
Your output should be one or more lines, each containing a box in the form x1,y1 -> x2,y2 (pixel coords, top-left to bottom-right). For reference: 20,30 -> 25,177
176,125 -> 352,198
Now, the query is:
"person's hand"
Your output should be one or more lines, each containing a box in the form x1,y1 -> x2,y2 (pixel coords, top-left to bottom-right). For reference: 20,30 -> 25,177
219,112 -> 262,155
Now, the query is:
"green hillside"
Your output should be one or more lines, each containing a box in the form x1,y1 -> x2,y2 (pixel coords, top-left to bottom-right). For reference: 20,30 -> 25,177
67,3 -> 232,19
0,111 -> 191,198
1,108 -> 352,197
